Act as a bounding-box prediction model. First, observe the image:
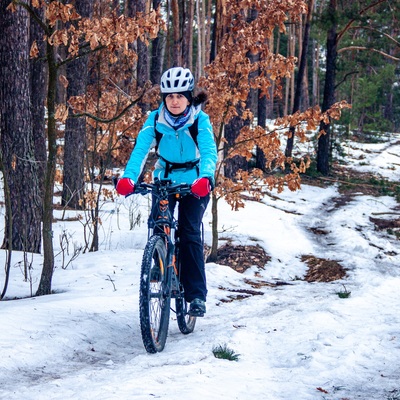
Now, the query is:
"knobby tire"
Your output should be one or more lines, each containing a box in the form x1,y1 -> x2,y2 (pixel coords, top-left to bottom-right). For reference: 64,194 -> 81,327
176,296 -> 196,334
174,239 -> 196,334
139,235 -> 171,353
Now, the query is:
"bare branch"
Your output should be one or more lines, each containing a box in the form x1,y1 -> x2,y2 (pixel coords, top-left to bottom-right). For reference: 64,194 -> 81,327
71,99 -> 139,123
107,78 -> 134,101
335,70 -> 360,89
347,26 -> 400,47
338,46 -> 400,62
56,44 -> 106,68
70,84 -> 150,123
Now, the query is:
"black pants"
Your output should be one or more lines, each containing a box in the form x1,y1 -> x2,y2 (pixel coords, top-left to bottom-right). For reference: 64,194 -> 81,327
154,193 -> 209,303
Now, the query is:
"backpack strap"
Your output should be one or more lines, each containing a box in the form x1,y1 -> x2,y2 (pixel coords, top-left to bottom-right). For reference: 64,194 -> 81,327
188,118 -> 199,146
154,112 -> 162,151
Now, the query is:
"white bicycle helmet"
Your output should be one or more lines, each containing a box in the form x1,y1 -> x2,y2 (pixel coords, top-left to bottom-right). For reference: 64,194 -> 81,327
160,67 -> 194,93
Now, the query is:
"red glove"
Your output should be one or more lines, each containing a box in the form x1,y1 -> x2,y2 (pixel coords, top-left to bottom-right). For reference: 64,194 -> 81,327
191,177 -> 211,197
116,178 -> 135,196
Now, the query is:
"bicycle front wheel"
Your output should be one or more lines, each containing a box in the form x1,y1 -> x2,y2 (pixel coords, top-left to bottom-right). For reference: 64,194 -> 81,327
139,235 -> 171,353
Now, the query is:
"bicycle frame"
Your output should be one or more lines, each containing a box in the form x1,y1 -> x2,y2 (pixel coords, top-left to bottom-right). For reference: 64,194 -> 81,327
135,178 -> 191,276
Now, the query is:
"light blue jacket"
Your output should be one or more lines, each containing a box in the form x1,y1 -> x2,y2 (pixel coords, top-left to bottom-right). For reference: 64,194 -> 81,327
123,103 -> 217,185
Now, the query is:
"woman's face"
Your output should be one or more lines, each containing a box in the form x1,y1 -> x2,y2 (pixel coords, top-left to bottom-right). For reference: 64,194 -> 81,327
165,93 -> 190,115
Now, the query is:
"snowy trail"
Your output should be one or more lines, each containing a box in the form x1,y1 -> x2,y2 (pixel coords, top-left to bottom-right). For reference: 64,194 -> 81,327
2,263 -> 399,400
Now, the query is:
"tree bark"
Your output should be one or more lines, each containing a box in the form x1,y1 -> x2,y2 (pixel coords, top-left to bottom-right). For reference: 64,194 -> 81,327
0,143 -> 13,299
62,0 -> 93,209
223,7 -> 258,180
256,91 -> 267,170
62,70 -> 86,210
312,39 -> 320,106
317,0 -> 338,175
208,191 -> 219,263
195,0 -> 203,77
171,0 -> 181,66
0,3 -> 42,253
285,0 -> 314,158
136,0 -> 150,110
150,0 -> 165,84
30,7 -> 46,196
223,114 -> 248,179
36,26 -> 59,296
200,0 -> 206,74
182,0 -> 194,69
211,0 -> 228,62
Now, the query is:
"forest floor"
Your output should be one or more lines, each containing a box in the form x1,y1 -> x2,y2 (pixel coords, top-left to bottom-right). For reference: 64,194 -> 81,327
215,148 -> 400,285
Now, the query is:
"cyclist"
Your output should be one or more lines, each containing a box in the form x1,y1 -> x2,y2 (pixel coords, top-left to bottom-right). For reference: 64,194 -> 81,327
116,67 -> 217,317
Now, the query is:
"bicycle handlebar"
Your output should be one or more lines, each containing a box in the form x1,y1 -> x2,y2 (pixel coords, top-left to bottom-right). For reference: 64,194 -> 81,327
113,177 -> 193,198
131,180 -> 192,198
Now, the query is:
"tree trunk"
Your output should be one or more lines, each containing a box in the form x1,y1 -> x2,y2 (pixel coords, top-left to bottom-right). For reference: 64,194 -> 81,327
312,40 -> 320,106
200,0 -> 206,74
284,22 -> 296,116
205,0 -> 212,66
211,0 -> 228,62
150,0 -> 164,84
0,144 -> 13,300
182,0 -> 194,69
223,114 -> 248,179
256,43 -> 270,170
136,0 -> 150,110
171,0 -> 181,66
285,0 -> 314,157
208,192 -> 219,262
317,0 -> 338,175
223,7 -> 258,180
195,0 -> 203,78
256,91 -> 267,170
246,8 -> 259,116
0,4 -> 42,253
62,0 -> 93,210
266,35 -> 275,118
36,30 -> 59,296
30,7 -> 46,196
62,77 -> 86,210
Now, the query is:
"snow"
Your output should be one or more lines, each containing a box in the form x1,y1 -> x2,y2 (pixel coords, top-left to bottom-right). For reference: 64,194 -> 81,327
1,135 -> 400,400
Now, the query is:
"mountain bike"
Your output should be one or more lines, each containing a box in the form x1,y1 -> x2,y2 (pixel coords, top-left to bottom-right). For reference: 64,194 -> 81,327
129,179 -> 197,353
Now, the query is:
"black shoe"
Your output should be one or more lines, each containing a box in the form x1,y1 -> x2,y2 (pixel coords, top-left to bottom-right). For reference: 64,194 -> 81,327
189,298 -> 206,317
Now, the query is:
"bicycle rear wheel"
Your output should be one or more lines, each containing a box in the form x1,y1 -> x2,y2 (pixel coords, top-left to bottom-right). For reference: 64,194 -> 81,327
139,235 -> 171,353
174,245 -> 196,334
176,295 -> 196,334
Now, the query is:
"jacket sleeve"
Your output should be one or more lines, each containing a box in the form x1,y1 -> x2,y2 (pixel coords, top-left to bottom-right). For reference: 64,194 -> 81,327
122,111 -> 157,183
196,111 -> 217,182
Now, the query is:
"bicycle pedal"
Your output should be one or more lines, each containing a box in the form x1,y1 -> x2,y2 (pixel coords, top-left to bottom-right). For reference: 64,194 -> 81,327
188,309 -> 204,317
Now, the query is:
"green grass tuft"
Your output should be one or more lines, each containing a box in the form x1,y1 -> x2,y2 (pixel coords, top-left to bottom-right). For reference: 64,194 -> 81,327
335,284 -> 351,298
212,343 -> 240,362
